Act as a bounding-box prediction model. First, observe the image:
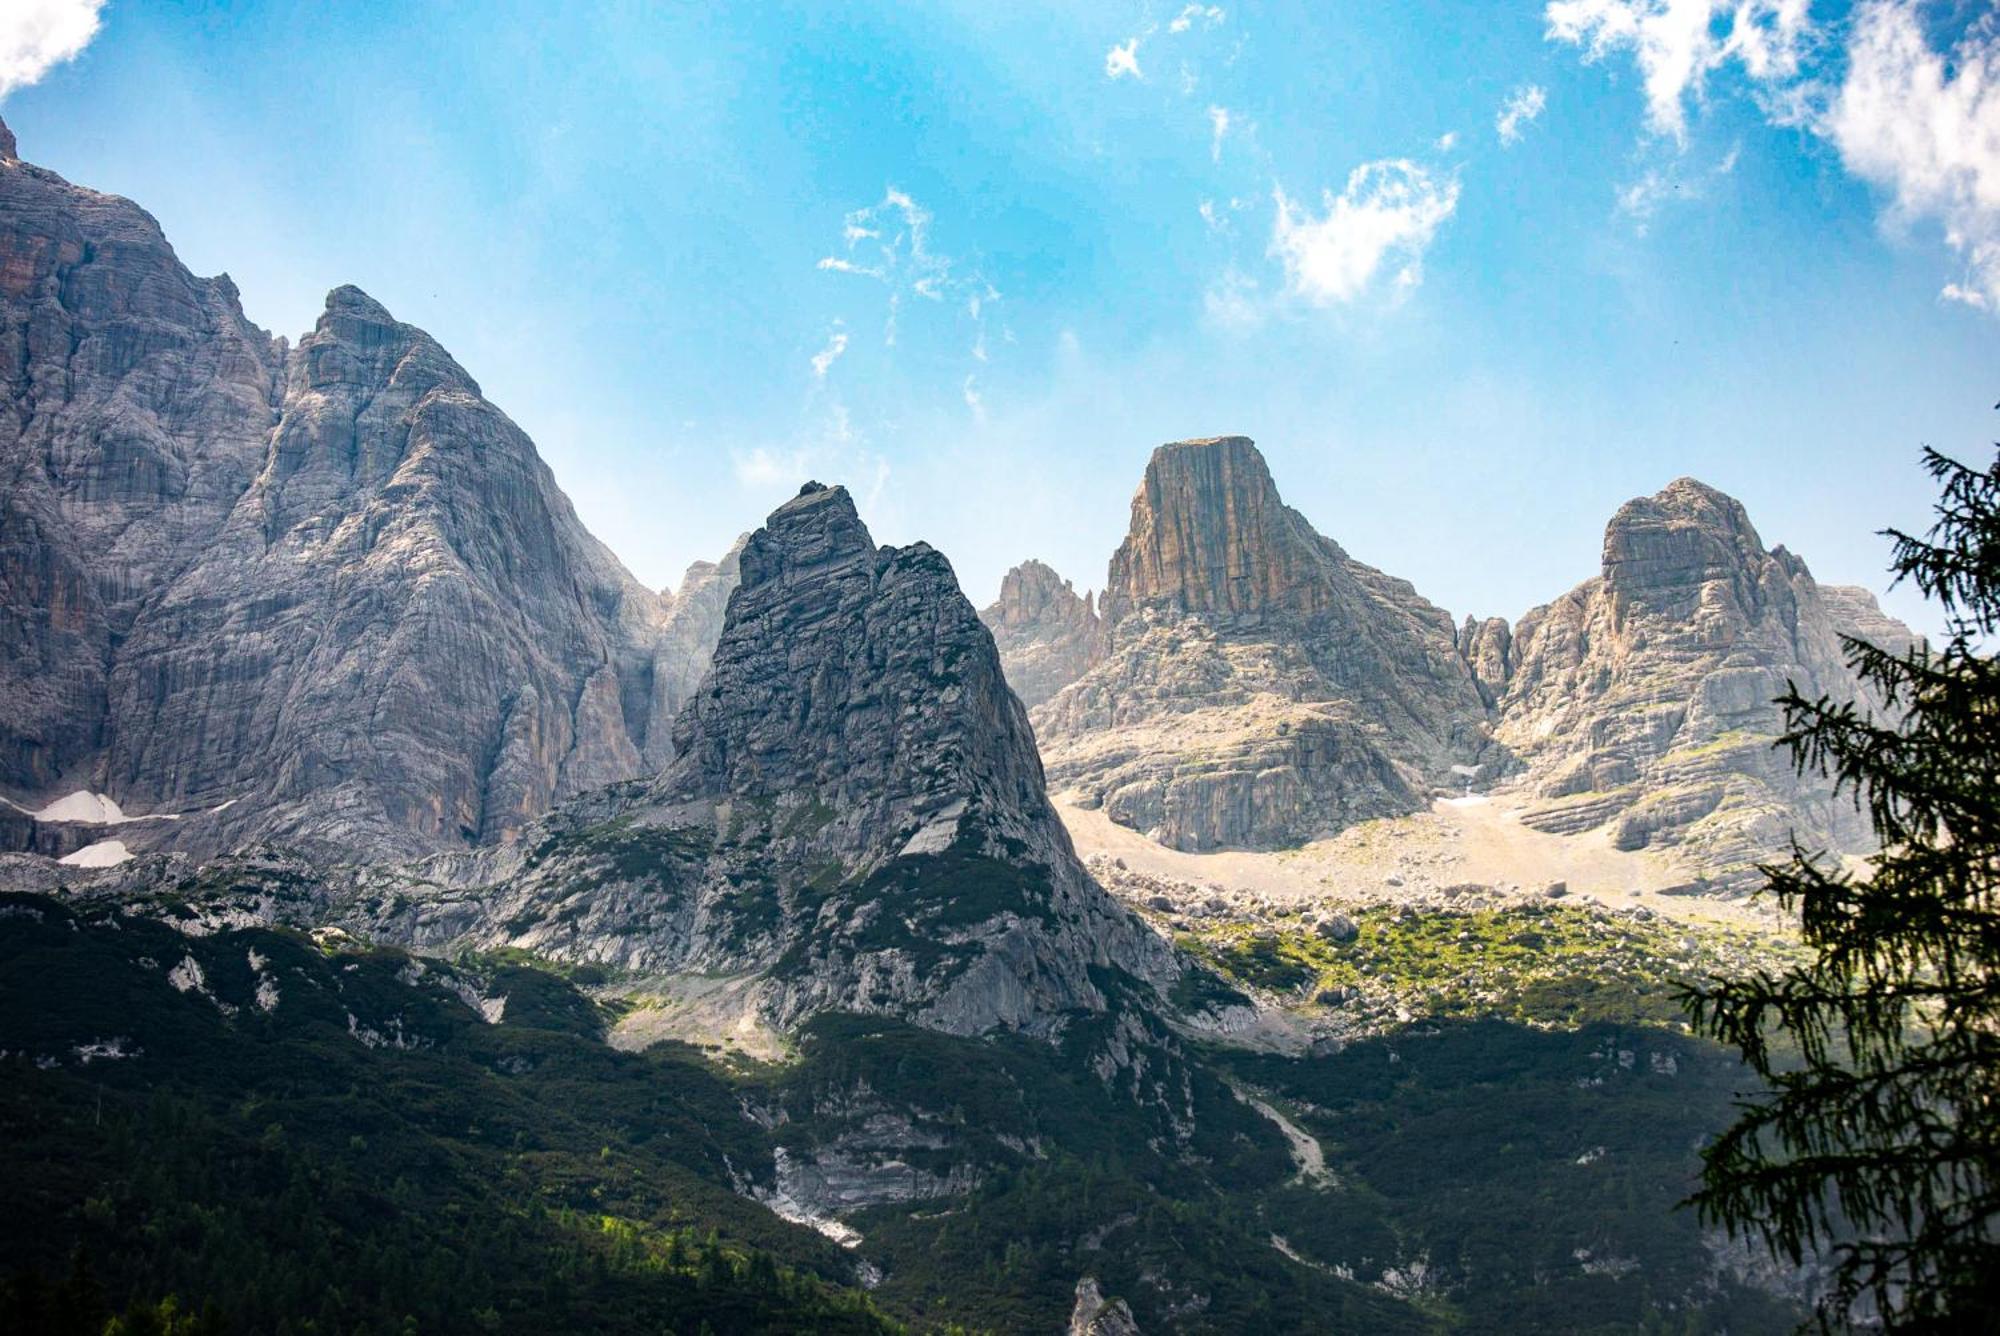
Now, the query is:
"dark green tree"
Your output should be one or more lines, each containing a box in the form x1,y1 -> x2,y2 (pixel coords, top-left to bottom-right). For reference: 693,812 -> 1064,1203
1686,445 -> 2000,1329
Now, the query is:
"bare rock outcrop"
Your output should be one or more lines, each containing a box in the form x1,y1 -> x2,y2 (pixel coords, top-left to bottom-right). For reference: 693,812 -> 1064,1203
1494,478 -> 1918,884
0,118 -> 721,859
980,559 -> 1101,708
1032,437 -> 1498,851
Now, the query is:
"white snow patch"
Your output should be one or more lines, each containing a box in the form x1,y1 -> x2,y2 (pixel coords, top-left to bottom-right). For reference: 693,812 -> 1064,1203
1439,794 -> 1490,808
254,976 -> 281,1013
30,791 -> 131,823
1449,764 -> 1481,778
246,948 -> 269,972
59,839 -> 132,867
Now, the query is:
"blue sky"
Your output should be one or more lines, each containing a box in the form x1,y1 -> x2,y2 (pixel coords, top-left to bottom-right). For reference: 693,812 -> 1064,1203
6,1 -> 1997,633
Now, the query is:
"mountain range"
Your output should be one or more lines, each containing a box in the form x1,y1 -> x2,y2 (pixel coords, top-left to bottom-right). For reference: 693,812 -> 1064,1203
0,114 -> 1895,1332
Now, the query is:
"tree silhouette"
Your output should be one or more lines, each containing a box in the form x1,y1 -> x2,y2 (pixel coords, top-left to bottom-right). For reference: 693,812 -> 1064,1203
1686,445 -> 2000,1329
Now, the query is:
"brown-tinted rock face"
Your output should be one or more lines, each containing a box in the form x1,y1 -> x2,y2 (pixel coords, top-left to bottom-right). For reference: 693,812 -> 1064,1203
980,560 -> 1101,709
1033,437 -> 1498,851
1496,478 -> 1918,885
0,119 -> 719,858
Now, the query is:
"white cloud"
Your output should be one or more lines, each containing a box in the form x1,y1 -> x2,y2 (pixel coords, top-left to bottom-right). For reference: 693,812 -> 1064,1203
1106,37 -> 1142,80
818,187 -> 998,348
1544,0 -> 1812,143
1825,2 -> 2000,311
1269,160 -> 1461,305
1435,130 -> 1460,152
0,0 -> 103,98
1942,283 -> 1991,311
1169,5 -> 1226,34
809,330 -> 848,381
1496,84 -> 1548,145
1208,105 -> 1231,161
962,374 -> 985,418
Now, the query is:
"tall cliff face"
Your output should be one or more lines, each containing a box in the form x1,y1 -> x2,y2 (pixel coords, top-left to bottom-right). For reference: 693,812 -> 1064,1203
375,484 -> 1180,1038
0,115 -> 283,793
1033,437 -> 1497,850
980,559 -> 1101,709
0,119 -> 718,858
1495,478 -> 1917,883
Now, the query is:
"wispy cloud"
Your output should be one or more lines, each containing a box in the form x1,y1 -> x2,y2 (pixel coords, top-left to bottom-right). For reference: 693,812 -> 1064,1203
1169,5 -> 1226,34
1105,37 -> 1142,81
817,187 -> 998,348
732,406 -> 892,517
1544,0 -> 1811,143
0,0 -> 104,99
1496,84 -> 1548,146
1270,160 -> 1460,305
1435,130 -> 1460,152
1208,105 -> 1231,161
809,329 -> 848,381
1203,266 -> 1265,331
1549,0 -> 2000,313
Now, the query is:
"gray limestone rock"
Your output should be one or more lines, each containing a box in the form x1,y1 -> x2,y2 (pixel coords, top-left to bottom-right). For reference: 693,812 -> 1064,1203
0,118 -> 727,859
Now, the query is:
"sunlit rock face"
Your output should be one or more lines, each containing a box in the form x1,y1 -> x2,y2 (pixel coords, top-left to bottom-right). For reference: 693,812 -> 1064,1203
981,559 -> 1102,710
1492,477 -> 1919,885
0,116 -> 719,858
1031,436 -> 1499,851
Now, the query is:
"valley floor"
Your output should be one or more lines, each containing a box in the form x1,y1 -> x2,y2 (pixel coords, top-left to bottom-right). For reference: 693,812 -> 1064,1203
1057,793 -> 1789,934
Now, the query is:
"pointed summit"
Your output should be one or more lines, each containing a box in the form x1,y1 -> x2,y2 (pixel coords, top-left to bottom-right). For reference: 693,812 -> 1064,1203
736,481 -> 876,591
446,482 -> 1181,1038
0,114 -> 17,163
980,560 -> 1102,709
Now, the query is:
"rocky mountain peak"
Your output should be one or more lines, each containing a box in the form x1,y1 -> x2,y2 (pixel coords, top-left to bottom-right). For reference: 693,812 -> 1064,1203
1035,436 -> 1498,851
989,559 -> 1091,629
427,482 -> 1181,1039
1103,435 -> 1338,625
1498,477 -> 1920,883
0,115 -> 16,164
663,485 -> 1050,862
735,481 -> 877,592
1603,476 -> 1772,615
981,561 -> 1102,709
297,284 -> 479,400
